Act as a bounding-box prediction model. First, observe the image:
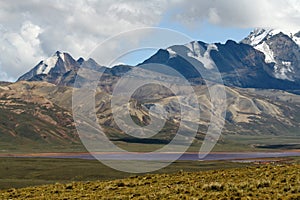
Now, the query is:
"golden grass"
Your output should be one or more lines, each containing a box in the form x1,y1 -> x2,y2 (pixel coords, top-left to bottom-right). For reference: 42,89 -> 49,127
1,164 -> 299,199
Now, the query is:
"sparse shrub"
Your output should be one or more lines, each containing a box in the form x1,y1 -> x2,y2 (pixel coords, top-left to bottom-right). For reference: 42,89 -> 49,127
256,180 -> 270,188
116,182 -> 125,187
203,182 -> 224,191
65,184 -> 73,190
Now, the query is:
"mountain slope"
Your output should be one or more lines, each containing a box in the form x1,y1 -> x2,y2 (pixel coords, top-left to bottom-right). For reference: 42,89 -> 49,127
241,28 -> 300,82
18,51 -> 81,86
142,40 -> 300,90
0,81 -> 80,152
2,80 -> 300,151
1,79 -> 300,153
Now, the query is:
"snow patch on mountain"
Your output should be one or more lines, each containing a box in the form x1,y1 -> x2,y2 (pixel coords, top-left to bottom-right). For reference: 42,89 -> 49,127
36,52 -> 65,75
255,42 -> 276,63
274,62 -> 294,81
246,29 -> 279,46
281,30 -> 300,46
166,48 -> 177,58
273,59 -> 294,82
59,52 -> 65,62
36,55 -> 59,75
185,41 -> 218,69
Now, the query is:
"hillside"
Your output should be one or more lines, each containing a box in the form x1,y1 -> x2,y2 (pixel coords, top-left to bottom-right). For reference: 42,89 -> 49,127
1,80 -> 300,152
1,164 -> 299,199
0,81 -> 81,152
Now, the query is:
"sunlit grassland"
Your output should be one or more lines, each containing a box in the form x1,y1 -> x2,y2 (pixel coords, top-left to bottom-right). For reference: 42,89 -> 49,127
1,163 -> 300,199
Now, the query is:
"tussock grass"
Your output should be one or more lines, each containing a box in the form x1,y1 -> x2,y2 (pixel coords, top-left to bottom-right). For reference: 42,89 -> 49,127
1,164 -> 299,199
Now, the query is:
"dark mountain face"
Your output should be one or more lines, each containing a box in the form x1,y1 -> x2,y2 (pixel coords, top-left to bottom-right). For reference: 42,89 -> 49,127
261,33 -> 300,81
212,40 -> 300,89
141,40 -> 300,90
141,49 -> 202,80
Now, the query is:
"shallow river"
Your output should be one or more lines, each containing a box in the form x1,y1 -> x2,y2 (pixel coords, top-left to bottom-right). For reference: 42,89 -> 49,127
2,151 -> 300,161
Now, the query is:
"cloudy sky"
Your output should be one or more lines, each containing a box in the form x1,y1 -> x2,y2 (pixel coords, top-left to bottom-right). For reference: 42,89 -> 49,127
0,0 -> 299,81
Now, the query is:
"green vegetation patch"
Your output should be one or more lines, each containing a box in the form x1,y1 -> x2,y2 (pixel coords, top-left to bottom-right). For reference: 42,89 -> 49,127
0,157 -> 251,190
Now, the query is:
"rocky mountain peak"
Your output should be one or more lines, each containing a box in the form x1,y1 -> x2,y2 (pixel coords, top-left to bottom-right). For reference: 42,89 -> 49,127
241,28 -> 300,82
77,57 -> 85,65
242,28 -> 300,47
17,51 -> 80,85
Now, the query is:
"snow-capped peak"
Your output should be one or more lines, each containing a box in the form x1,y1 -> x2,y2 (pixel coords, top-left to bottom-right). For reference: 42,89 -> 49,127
36,51 -> 64,75
244,28 -> 300,47
242,28 -> 300,82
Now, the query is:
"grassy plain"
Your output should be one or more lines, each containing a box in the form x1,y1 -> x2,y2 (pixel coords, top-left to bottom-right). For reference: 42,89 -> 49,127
0,157 -> 253,190
1,162 -> 299,199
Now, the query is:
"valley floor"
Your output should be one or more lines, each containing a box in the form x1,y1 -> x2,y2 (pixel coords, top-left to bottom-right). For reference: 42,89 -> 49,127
0,157 -> 254,190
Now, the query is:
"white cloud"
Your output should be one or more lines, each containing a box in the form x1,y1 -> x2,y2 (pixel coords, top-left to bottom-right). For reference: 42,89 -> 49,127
0,0 -> 167,81
0,0 -> 299,81
171,0 -> 300,30
0,21 -> 44,79
208,8 -> 221,24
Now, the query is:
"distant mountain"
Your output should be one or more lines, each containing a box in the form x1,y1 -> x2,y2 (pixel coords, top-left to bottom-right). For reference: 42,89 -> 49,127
17,51 -> 80,86
17,51 -> 132,87
241,28 -> 300,82
142,40 -> 300,91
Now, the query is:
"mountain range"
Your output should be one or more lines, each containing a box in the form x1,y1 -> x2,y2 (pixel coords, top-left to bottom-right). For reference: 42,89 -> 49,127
1,28 -> 300,152
18,28 -> 300,92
